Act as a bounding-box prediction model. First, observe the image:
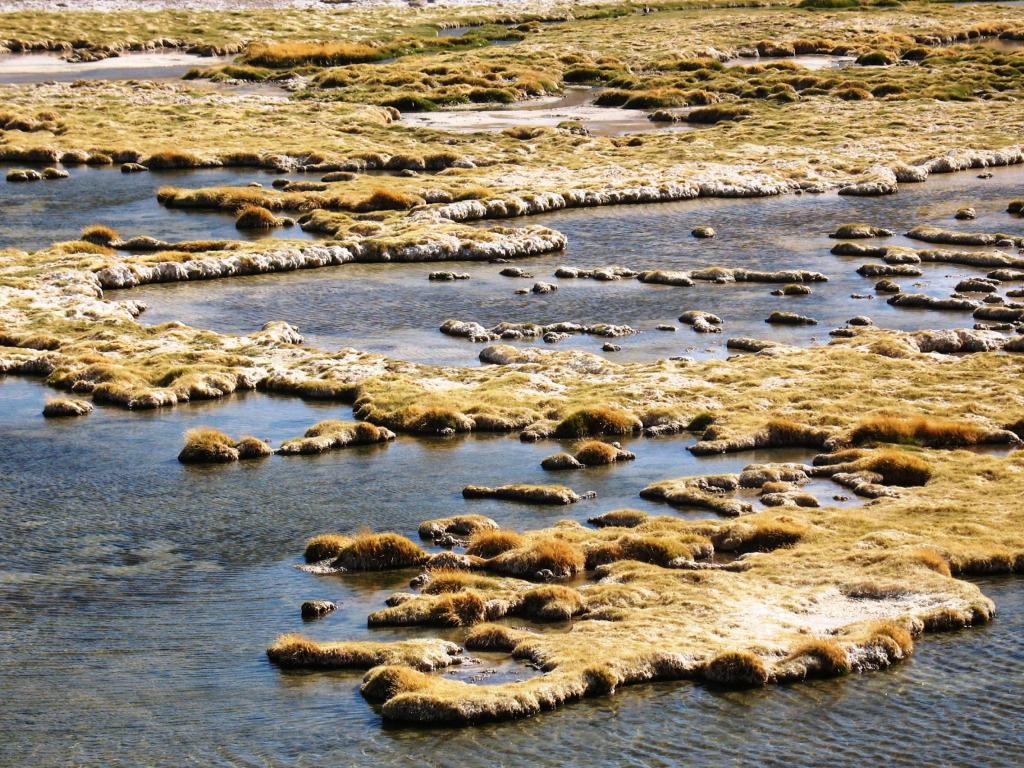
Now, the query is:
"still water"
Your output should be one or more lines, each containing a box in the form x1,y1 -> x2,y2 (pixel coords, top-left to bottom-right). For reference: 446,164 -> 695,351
0,376 -> 1020,767
113,164 -> 1024,365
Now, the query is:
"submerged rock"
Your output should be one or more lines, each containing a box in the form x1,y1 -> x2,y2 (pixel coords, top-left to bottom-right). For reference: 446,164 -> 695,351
691,226 -> 716,239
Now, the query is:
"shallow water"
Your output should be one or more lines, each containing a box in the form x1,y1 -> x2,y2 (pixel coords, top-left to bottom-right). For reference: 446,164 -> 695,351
0,376 -> 1020,767
0,50 -> 234,84
398,87 -> 689,137
1,165 -> 328,249
119,164 -> 1024,365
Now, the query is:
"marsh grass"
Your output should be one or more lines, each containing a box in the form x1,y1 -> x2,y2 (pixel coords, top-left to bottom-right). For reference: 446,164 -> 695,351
465,529 -> 525,558
850,415 -> 987,447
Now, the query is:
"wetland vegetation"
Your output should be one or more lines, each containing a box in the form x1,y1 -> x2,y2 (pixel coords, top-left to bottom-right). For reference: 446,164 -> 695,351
1,0 -> 1023,764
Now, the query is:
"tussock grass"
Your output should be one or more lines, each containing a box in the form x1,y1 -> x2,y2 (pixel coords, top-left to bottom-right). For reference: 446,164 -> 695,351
361,665 -> 433,704
143,150 -> 203,169
573,440 -> 620,466
587,532 -> 711,568
850,416 -> 987,448
303,533 -> 351,563
245,41 -> 385,69
80,225 -> 120,246
784,639 -> 851,677
42,398 -> 92,418
701,651 -> 769,688
854,450 -> 932,486
178,427 -> 238,464
333,532 -> 427,571
554,407 -> 641,438
235,205 -> 279,230
516,585 -> 586,620
587,509 -> 649,528
368,591 -> 487,627
488,537 -> 585,580
465,529 -> 525,558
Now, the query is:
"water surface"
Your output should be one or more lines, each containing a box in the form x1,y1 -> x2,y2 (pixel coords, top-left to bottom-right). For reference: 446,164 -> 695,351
0,377 -> 1020,767
119,164 -> 1024,365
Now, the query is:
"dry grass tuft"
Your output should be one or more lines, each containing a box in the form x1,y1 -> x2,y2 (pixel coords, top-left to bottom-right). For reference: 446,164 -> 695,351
235,204 -> 279,230
554,407 -> 641,438
333,532 -> 427,571
465,529 -> 525,558
80,224 -> 120,246
850,416 -> 986,448
178,427 -> 238,464
701,651 -> 769,687
488,537 -> 585,580
573,440 -> 621,466
303,533 -> 351,563
516,585 -> 586,621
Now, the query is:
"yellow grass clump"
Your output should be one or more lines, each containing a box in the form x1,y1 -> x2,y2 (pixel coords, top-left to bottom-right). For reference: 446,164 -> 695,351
80,224 -> 120,246
554,407 -> 642,438
465,529 -> 526,558
850,416 -> 987,448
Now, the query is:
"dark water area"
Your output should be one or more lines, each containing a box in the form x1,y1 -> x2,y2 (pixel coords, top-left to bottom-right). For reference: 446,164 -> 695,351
115,164 -> 1024,365
0,375 -> 1021,767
